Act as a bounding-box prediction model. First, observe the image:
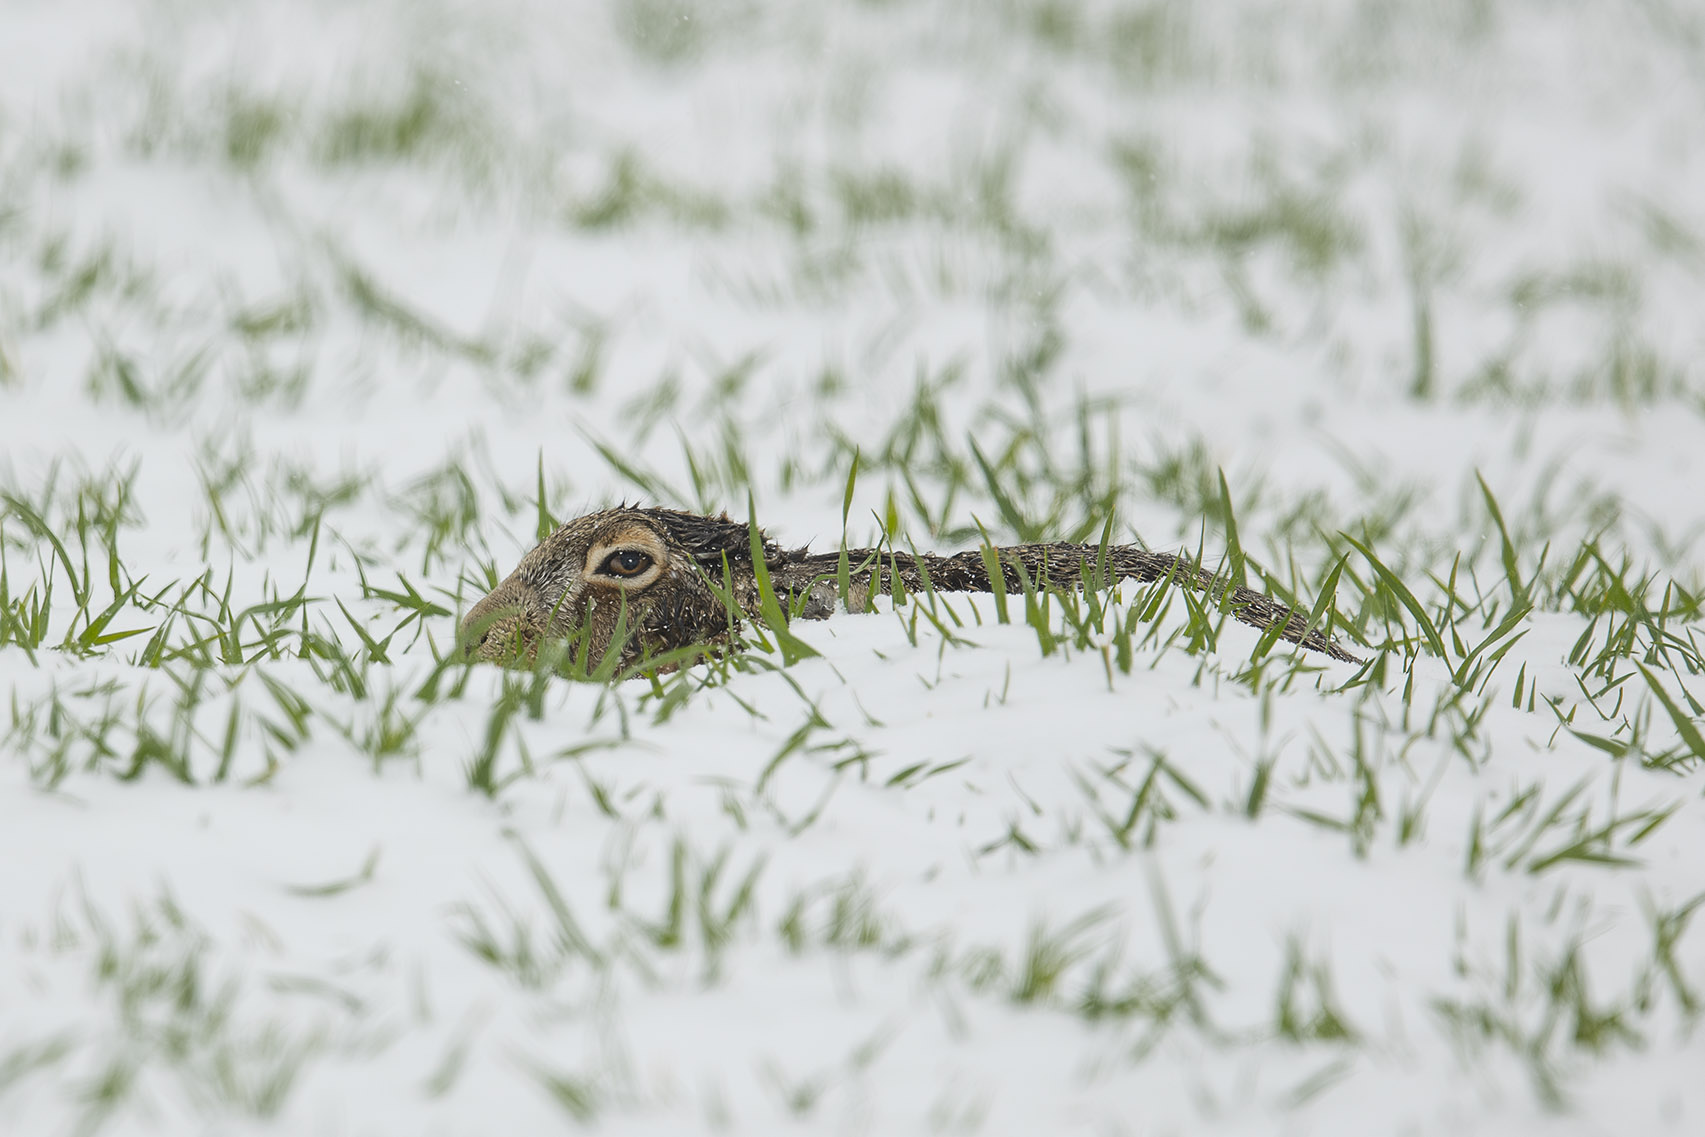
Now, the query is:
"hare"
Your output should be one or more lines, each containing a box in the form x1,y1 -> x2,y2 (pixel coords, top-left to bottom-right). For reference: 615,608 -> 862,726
461,506 -> 1362,670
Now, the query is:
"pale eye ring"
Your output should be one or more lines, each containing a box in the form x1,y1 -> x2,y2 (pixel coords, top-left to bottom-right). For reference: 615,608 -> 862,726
599,549 -> 655,578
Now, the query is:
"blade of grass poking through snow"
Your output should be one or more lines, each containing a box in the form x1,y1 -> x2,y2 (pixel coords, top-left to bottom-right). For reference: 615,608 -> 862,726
1636,663 -> 1705,764
746,491 -> 817,665
3,495 -> 89,608
335,598 -> 393,663
969,438 -> 1038,542
1094,511 -> 1116,595
1341,532 -> 1447,661
973,516 -> 1011,625
587,596 -> 635,683
1216,469 -> 1247,589
1304,554 -> 1348,644
511,836 -> 603,966
874,516 -> 908,610
536,451 -> 559,543
1452,603 -> 1531,689
0,573 -> 44,663
706,554 -> 759,655
838,449 -> 859,608
620,637 -> 717,684
1475,470 -> 1531,609
285,847 -> 381,898
69,577 -> 152,654
363,573 -> 451,622
1014,554 -> 1057,656
582,428 -> 687,506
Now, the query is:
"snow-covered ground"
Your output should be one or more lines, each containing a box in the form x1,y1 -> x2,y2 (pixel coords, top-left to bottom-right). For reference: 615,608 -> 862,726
3,1 -> 1704,1133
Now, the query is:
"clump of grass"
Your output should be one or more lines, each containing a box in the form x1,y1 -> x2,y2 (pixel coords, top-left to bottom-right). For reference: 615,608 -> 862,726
219,88 -> 294,169
568,149 -> 730,231
613,0 -> 713,64
27,888 -> 349,1129
1431,910 -> 1685,1110
317,68 -> 491,169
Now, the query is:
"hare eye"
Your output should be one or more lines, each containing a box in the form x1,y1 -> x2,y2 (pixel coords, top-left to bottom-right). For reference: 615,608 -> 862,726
599,549 -> 654,578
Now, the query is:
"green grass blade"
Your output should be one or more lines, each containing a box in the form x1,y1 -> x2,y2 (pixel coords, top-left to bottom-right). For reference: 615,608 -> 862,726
1341,532 -> 1447,661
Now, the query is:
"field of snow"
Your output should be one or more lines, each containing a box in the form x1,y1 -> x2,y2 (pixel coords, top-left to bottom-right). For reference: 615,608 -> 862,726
3,1 -> 1705,1133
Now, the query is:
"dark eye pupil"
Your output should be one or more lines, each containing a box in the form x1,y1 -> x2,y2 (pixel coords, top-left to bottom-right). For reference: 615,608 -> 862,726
603,550 -> 651,577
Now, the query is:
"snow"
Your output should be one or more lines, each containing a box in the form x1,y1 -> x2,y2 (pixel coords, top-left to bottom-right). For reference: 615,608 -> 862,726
2,1 -> 1704,1134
